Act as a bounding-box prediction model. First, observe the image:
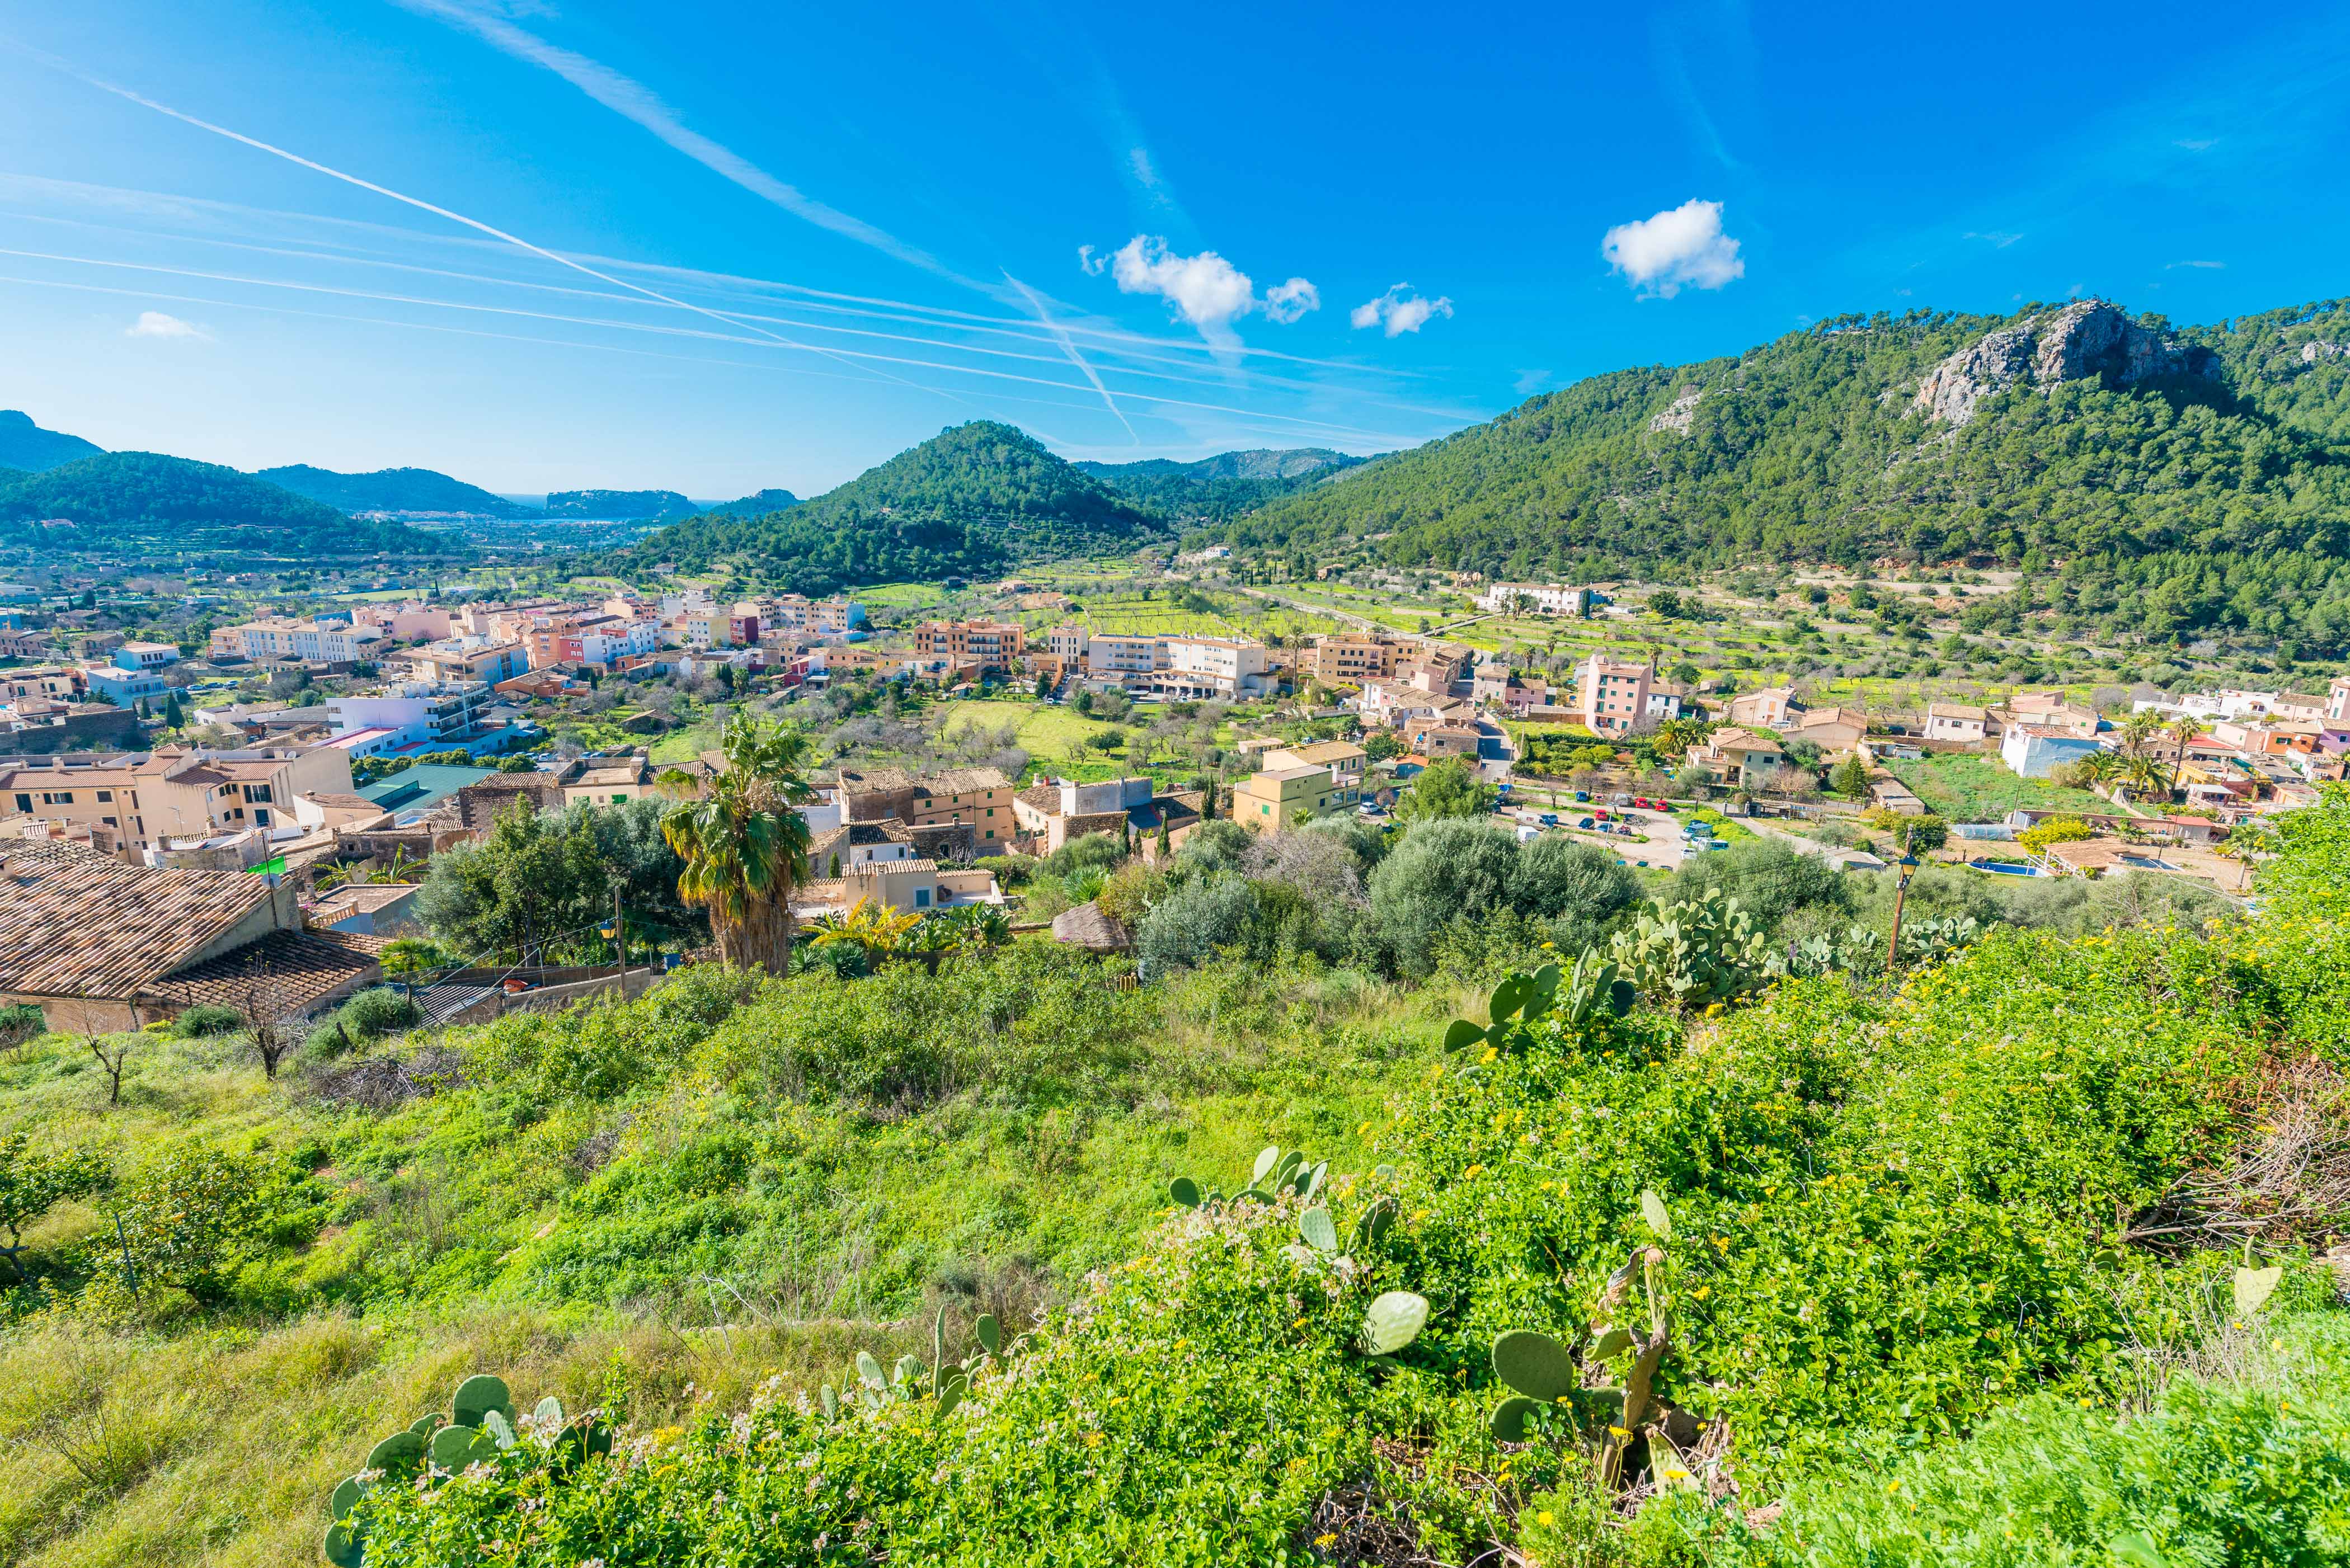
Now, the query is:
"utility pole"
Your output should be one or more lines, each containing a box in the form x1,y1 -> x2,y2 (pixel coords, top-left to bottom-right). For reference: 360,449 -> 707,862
1885,848 -> 1920,973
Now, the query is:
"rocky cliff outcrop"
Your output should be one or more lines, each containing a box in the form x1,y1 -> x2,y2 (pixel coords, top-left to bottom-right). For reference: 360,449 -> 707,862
1911,299 -> 2216,425
1648,384 -> 1705,434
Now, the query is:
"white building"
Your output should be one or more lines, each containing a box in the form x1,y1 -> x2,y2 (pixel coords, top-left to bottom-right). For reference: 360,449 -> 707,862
325,681 -> 499,757
1478,582 -> 1590,617
1155,637 -> 1273,699
211,617 -> 389,664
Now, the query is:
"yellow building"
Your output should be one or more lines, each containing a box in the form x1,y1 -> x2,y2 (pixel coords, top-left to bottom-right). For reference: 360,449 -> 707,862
1232,764 -> 1349,834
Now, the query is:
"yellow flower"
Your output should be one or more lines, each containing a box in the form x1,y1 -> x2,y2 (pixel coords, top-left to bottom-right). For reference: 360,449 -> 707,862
1480,1046 -> 1499,1064
1536,1510 -> 1555,1527
1607,1425 -> 1629,1437
1316,1534 -> 1337,1548
1464,1164 -> 1484,1179
1887,1480 -> 1901,1494
1083,1430 -> 1104,1448
1691,1286 -> 1710,1299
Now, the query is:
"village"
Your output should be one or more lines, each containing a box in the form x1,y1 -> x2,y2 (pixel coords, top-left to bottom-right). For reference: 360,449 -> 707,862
4,561 -> 2344,1038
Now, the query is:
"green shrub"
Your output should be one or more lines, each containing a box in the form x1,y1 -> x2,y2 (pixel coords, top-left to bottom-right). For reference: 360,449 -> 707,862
170,1004 -> 247,1039
337,987 -> 421,1042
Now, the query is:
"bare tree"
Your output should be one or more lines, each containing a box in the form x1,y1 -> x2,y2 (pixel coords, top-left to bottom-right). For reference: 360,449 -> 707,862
83,1028 -> 138,1106
236,959 -> 305,1080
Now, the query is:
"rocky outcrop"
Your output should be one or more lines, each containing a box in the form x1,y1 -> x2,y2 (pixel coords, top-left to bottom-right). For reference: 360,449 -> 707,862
2302,340 -> 2345,364
1911,299 -> 2217,425
1648,385 -> 1705,434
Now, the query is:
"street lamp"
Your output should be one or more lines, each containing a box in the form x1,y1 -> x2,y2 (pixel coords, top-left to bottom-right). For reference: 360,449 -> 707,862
1884,851 -> 1920,973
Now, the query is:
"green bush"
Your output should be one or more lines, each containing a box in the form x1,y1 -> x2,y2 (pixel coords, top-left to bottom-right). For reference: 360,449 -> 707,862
170,1004 -> 247,1039
337,987 -> 421,1042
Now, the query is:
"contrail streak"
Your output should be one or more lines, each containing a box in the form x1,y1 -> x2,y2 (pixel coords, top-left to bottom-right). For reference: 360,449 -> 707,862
0,256 -> 1426,444
1004,271 -> 1136,442
391,0 -> 999,294
35,55 -> 964,404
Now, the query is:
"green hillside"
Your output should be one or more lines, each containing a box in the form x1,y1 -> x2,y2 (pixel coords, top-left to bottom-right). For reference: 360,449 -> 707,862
615,421 -> 1160,593
0,451 -> 454,555
1078,446 -> 1364,520
4,791 -> 2345,1566
0,409 -> 102,473
704,486 -> 801,516
257,464 -> 537,518
1234,298 -> 2350,656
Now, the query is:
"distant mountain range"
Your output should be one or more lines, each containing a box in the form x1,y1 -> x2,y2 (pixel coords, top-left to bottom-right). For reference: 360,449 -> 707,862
258,464 -> 538,519
611,421 -> 1159,594
545,488 -> 699,522
1077,447 -> 1364,520
0,410 -> 103,473
0,452 -> 450,555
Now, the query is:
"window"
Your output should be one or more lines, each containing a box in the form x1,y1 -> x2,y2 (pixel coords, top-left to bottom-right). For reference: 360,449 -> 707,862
97,789 -> 114,802
102,816 -> 117,827
42,792 -> 72,804
913,887 -> 932,908
253,809 -> 270,827
12,794 -> 27,813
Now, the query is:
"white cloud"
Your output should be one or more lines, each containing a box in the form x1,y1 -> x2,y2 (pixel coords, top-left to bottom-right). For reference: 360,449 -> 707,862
1262,277 -> 1320,324
2175,138 -> 2216,151
1094,236 -> 1317,343
1350,284 -> 1453,337
1514,368 -> 1553,396
126,310 -> 210,341
1078,243 -> 1106,276
1601,199 -> 1745,297
2166,258 -> 2225,270
1963,230 -> 2024,248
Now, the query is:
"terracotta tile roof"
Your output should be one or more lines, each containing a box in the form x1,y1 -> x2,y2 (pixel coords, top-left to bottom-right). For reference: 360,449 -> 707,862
0,840 -> 277,1000
149,927 -> 386,1014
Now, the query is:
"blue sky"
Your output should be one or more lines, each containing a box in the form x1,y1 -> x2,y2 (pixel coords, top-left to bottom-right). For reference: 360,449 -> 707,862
1,0 -> 2346,500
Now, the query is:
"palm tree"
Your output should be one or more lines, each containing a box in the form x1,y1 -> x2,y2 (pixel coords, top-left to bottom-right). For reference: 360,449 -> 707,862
2117,708 -> 2165,761
807,896 -> 923,962
657,713 -> 815,975
2165,714 -> 2201,797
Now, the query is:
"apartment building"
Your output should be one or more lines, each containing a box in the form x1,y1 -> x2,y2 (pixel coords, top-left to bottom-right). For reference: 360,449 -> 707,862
208,618 -> 390,663
81,664 -> 170,705
1045,622 -> 1092,667
1,666 -> 83,702
1577,654 -> 1653,734
1156,637 -> 1272,699
1309,635 -> 1398,684
405,638 -> 530,685
527,614 -> 659,670
770,596 -> 866,635
1087,633 -> 1165,681
1262,740 -> 1369,801
325,681 -> 499,758
905,766 -> 1019,846
914,619 -> 1028,671
0,744 -> 354,857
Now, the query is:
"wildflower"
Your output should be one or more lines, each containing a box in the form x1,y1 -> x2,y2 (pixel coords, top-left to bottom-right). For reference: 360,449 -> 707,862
1481,1046 -> 1499,1064
1316,1534 -> 1338,1548
1464,1164 -> 1484,1179
1536,1510 -> 1555,1527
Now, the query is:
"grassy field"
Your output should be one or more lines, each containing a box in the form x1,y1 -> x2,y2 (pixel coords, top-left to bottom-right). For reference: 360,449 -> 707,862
1883,751 -> 2115,822
930,698 -> 1099,755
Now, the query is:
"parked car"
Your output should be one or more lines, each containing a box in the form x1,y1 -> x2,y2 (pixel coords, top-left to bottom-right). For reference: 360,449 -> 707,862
1573,790 -> 1590,802
1539,812 -> 1558,827
1577,816 -> 1595,830
1611,793 -> 1633,806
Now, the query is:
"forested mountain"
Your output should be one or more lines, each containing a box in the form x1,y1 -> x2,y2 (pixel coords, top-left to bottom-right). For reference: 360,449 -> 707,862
703,487 -> 800,516
0,452 -> 450,554
546,488 -> 697,520
0,409 -> 103,473
257,463 -> 537,517
1078,446 -> 1364,520
1231,296 -> 2350,657
614,421 -> 1160,593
